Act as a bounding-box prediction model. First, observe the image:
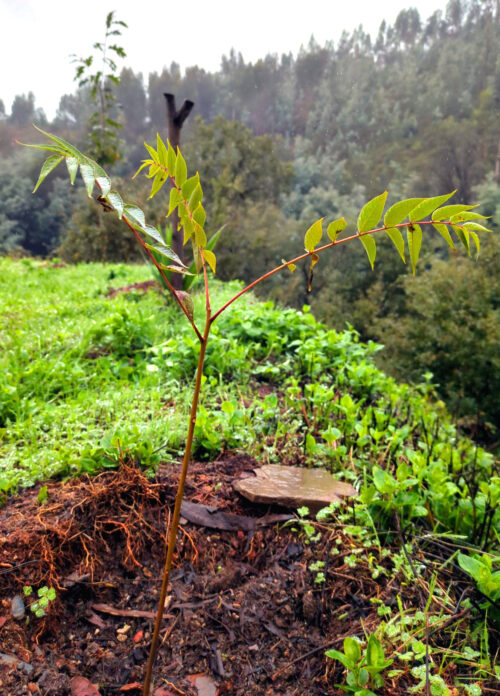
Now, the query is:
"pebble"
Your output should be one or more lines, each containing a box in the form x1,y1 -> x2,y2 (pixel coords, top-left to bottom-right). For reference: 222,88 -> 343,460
11,595 -> 25,619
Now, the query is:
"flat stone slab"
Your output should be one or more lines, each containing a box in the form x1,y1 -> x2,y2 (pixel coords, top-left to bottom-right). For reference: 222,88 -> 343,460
234,464 -> 357,512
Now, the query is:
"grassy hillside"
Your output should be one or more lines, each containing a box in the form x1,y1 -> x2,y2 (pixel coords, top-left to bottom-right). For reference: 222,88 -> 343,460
1,258 -> 499,692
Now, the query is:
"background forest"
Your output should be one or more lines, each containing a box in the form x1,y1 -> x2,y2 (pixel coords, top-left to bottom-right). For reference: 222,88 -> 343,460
1,0 -> 499,445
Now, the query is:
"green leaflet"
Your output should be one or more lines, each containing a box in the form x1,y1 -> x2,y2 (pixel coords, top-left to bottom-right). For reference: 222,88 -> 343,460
167,141 -> 176,174
304,218 -> 323,251
168,188 -> 182,216
148,170 -> 167,199
204,249 -> 216,274
107,190 -> 124,218
123,204 -> 146,229
327,217 -> 346,242
141,224 -> 169,248
452,225 -> 470,254
188,183 -> 203,212
409,191 -> 455,222
384,198 -> 422,227
175,149 -> 187,186
358,191 -> 388,233
432,203 -> 478,221
96,176 -> 111,197
79,163 -> 96,197
407,224 -> 422,274
468,230 -> 480,259
192,203 -> 206,227
144,141 -> 159,164
450,211 -> 488,223
463,221 -> 492,233
359,234 -> 376,269
385,227 -> 406,263
33,125 -> 84,161
156,133 -> 168,167
145,242 -> 184,267
181,175 -> 199,200
65,157 -> 79,185
32,155 -> 64,193
432,223 -> 456,250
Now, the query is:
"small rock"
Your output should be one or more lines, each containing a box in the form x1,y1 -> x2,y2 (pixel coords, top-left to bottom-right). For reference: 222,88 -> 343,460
11,595 -> 25,619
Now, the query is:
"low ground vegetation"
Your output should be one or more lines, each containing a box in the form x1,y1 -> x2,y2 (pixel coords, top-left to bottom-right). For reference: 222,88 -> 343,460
0,259 -> 498,694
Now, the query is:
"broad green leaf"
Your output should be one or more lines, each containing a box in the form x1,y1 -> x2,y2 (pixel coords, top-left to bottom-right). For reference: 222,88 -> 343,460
33,155 -> 64,193
358,191 -> 388,233
432,204 -> 478,221
167,141 -> 176,174
468,230 -> 480,259
204,249 -> 216,274
96,176 -> 111,197
144,141 -> 159,163
384,198 -> 422,227
79,163 -> 95,197
304,218 -> 323,251
156,133 -> 168,167
385,227 -> 405,263
192,203 -> 206,227
183,217 -> 194,244
432,223 -> 455,250
145,242 -> 184,267
181,175 -> 199,200
463,221 -> 492,233
157,263 -> 193,275
19,141 -> 68,156
407,223 -> 422,274
359,234 -> 376,269
188,183 -> 203,212
327,217 -> 346,241
65,157 -> 79,185
450,211 -> 488,223
148,170 -> 167,199
457,552 -> 483,580
409,191 -> 455,222
452,225 -> 470,254
123,204 -> 146,229
141,224 -> 168,247
193,221 -> 207,248
107,190 -> 123,218
325,649 -> 354,671
168,188 -> 182,216
344,637 -> 361,663
175,149 -> 187,186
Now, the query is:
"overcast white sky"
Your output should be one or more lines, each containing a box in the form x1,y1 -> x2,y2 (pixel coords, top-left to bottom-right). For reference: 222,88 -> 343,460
2,0 -> 448,119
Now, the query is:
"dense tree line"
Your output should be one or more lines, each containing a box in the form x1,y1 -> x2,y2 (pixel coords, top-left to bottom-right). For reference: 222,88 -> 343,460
1,0 -> 499,440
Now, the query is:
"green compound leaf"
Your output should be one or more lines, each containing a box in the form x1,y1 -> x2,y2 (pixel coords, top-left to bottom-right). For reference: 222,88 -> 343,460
304,218 -> 324,252
385,227 -> 406,263
431,203 -> 478,221
384,198 -> 422,227
359,234 -> 377,269
65,157 -> 79,185
358,191 -> 388,233
32,155 -> 64,193
407,223 -> 422,274
409,191 -> 455,222
327,217 -> 346,242
432,223 -> 456,250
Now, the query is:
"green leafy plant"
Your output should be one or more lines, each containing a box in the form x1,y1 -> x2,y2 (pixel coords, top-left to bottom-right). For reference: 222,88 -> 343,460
23,584 -> 56,618
23,125 -> 492,696
326,634 -> 393,695
72,10 -> 127,165
458,552 -> 500,604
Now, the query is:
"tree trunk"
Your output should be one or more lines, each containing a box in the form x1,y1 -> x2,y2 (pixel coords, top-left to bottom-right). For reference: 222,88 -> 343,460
164,93 -> 194,289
